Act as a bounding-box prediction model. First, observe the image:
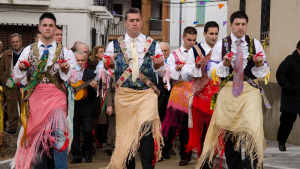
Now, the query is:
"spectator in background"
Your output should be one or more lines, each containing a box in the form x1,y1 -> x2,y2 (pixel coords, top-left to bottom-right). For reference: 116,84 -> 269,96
88,45 -> 105,70
71,41 -> 81,53
54,25 -> 63,44
276,40 -> 300,152
34,29 -> 41,42
160,42 -> 170,60
0,33 -> 23,134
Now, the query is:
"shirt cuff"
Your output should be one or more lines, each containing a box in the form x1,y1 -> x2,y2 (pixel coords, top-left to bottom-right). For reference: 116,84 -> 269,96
154,63 -> 166,77
251,62 -> 270,78
216,62 -> 229,77
59,68 -> 72,82
13,67 -> 27,83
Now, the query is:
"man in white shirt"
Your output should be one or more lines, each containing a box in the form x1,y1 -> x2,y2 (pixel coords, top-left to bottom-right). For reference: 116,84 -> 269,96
161,26 -> 197,166
12,12 -> 76,169
102,8 -> 165,169
196,11 -> 271,169
181,22 -> 220,168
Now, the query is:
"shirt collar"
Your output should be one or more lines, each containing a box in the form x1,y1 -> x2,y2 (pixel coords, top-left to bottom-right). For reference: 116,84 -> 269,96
230,32 -> 246,43
180,45 -> 188,53
13,48 -> 23,55
125,33 -> 145,42
38,39 -> 57,49
203,41 -> 213,51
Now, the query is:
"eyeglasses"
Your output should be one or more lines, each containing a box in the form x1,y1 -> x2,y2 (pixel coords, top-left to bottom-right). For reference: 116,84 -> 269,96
162,50 -> 168,52
98,51 -> 105,53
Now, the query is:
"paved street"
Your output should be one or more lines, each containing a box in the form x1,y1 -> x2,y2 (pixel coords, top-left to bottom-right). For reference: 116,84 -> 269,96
67,140 -> 300,169
2,133 -> 300,169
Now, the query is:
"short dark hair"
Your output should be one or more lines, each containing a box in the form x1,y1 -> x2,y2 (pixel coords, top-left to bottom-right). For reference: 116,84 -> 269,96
34,29 -> 41,37
56,25 -> 62,31
125,8 -> 141,21
297,40 -> 300,49
230,11 -> 248,24
183,26 -> 197,36
204,21 -> 219,33
39,12 -> 56,25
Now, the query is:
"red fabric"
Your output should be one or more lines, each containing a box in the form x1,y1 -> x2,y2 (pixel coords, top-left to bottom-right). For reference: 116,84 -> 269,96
27,83 -> 67,136
152,139 -> 158,166
185,106 -> 211,157
92,130 -> 101,148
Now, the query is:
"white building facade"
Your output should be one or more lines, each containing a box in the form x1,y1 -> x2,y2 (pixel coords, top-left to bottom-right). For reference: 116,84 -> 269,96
0,0 -> 113,49
169,0 -> 228,50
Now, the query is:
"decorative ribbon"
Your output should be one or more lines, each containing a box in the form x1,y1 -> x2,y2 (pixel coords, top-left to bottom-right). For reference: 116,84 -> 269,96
211,67 -> 219,85
264,72 -> 270,85
163,65 -> 171,91
195,56 -> 201,63
57,59 -> 70,63
97,68 -> 107,97
104,55 -> 113,76
152,139 -> 158,166
53,132 -> 69,152
92,130 -> 101,149
20,60 -> 30,68
254,51 -> 263,58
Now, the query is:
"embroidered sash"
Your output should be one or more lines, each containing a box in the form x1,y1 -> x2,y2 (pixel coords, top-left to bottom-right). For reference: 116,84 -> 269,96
116,36 -> 160,95
173,48 -> 186,65
192,44 -> 211,94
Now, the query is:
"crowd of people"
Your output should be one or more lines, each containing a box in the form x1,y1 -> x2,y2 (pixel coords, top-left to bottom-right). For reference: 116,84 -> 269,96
0,6 -> 299,169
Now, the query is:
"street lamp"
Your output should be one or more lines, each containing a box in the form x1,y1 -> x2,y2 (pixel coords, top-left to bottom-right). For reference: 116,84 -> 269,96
113,14 -> 122,29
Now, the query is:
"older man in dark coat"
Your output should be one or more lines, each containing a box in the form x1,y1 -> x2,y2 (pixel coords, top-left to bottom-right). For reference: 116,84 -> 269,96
276,40 -> 300,151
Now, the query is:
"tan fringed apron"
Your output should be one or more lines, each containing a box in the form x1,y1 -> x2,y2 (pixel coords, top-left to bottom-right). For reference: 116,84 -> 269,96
106,87 -> 163,169
196,80 -> 266,169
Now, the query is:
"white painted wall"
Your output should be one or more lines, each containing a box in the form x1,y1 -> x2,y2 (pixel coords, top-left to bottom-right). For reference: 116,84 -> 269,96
0,0 -> 112,50
169,0 -> 228,49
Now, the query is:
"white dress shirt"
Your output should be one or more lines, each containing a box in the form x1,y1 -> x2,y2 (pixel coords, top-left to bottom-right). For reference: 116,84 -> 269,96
208,33 -> 270,79
13,39 -> 76,83
102,33 -> 165,77
167,45 -> 189,81
181,41 -> 212,81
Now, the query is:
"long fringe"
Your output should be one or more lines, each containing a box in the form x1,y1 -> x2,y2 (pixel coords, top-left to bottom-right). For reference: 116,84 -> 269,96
196,126 -> 264,169
13,107 -> 67,169
185,107 -> 211,157
161,107 -> 187,138
106,119 -> 163,169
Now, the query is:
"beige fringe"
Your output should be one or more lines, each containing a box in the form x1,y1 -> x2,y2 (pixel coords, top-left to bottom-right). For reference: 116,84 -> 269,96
106,119 -> 163,169
196,125 -> 265,169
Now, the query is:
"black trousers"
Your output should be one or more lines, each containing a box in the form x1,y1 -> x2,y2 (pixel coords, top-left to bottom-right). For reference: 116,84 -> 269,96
126,133 -> 155,169
71,115 -> 94,160
225,137 -> 258,169
277,112 -> 299,145
179,113 -> 191,160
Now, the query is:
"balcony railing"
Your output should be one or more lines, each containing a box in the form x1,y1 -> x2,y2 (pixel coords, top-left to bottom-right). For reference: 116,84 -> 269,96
93,0 -> 113,13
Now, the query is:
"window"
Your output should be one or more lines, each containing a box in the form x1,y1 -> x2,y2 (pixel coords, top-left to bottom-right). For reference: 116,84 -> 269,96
240,0 -> 246,12
196,0 -> 205,26
260,0 -> 270,43
0,23 -> 37,51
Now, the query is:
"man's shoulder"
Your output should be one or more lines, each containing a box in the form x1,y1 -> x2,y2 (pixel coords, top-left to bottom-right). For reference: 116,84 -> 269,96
2,49 -> 12,57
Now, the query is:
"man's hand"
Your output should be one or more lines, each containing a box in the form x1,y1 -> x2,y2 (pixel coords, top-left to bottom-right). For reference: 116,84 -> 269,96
18,60 -> 32,71
251,52 -> 264,67
164,84 -> 168,90
103,54 -> 117,70
89,80 -> 98,89
223,52 -> 234,67
106,106 -> 114,116
59,62 -> 70,74
175,64 -> 184,71
150,55 -> 164,70
195,57 -> 203,69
